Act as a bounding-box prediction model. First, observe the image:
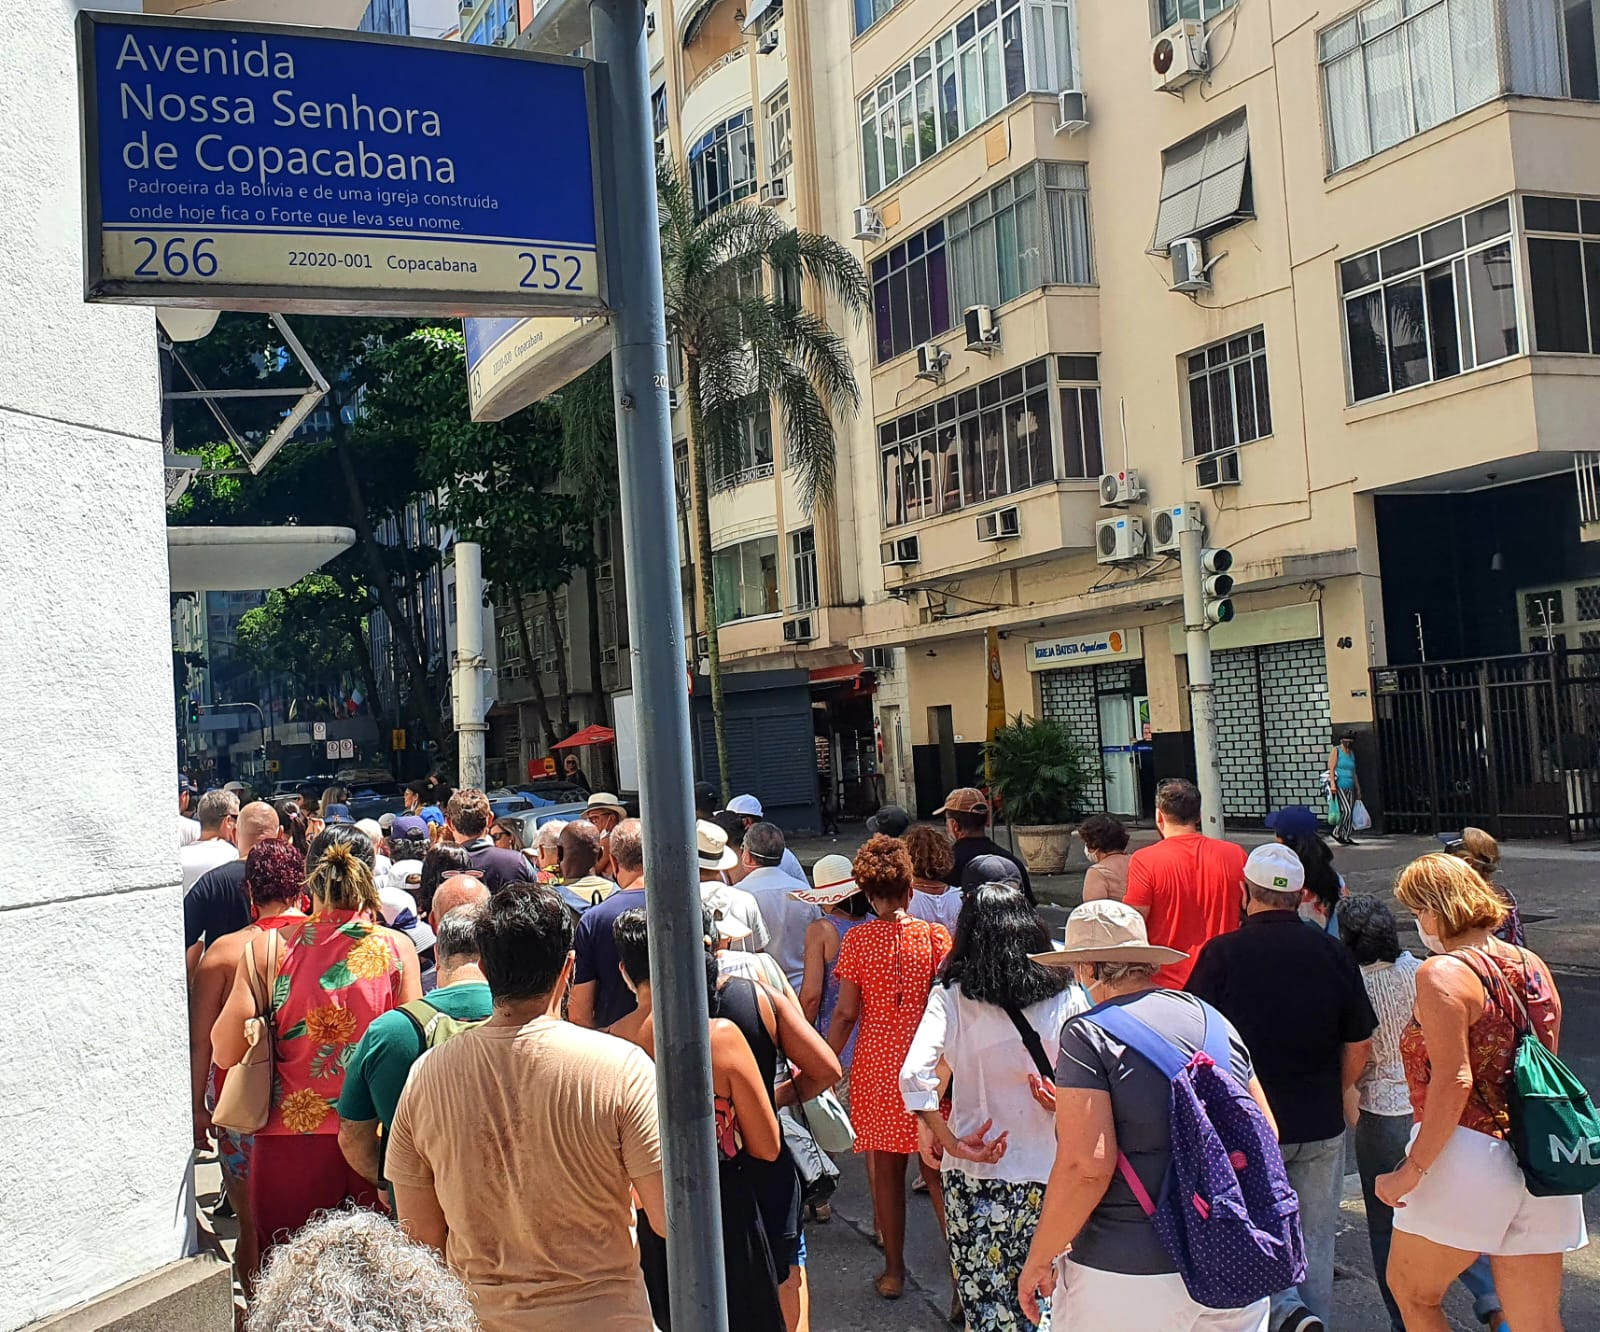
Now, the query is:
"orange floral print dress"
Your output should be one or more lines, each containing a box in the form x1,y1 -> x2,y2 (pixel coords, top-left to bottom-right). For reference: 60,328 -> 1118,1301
262,909 -> 406,1137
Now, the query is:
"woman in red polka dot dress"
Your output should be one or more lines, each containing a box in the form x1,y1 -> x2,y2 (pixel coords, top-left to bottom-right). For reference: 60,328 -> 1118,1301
827,834 -> 952,1300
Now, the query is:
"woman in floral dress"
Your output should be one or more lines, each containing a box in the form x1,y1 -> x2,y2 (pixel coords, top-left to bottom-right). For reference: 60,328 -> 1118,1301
213,823 -> 420,1262
827,834 -> 952,1301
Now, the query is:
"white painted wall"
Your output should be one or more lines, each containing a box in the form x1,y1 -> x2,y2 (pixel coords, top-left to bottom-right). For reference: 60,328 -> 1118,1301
0,2 -> 194,1327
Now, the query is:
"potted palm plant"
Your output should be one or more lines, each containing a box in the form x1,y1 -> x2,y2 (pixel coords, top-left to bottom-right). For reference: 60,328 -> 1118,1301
982,714 -> 1102,875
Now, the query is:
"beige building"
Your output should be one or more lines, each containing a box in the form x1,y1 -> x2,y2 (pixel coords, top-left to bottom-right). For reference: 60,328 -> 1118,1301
631,0 -> 1600,831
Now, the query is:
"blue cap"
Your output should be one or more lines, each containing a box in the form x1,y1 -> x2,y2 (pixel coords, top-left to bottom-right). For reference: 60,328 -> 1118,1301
1265,805 -> 1319,839
420,806 -> 445,826
391,814 -> 429,840
323,803 -> 352,823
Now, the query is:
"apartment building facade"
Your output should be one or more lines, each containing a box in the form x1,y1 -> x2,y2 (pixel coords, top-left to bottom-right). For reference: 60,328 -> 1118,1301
824,0 -> 1600,826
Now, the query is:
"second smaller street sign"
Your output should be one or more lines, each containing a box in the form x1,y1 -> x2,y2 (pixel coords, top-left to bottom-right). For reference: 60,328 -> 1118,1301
78,12 -> 605,317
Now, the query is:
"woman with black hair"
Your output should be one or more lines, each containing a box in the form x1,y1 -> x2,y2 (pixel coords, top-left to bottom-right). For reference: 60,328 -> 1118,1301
615,907 -> 787,1332
1284,828 -> 1345,937
900,882 -> 1090,1330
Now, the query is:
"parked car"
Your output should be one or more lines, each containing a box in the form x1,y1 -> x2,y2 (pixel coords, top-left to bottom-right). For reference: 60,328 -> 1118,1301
493,802 -> 591,849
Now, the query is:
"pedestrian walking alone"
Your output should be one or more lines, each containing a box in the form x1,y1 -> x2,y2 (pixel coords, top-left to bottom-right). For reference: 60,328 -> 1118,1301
1381,853 -> 1585,1331
827,834 -> 952,1301
902,882 -> 1089,1330
1328,734 -> 1361,845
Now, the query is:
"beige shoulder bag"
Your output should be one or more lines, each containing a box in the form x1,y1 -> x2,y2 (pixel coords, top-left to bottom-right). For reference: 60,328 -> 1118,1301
212,927 -> 281,1134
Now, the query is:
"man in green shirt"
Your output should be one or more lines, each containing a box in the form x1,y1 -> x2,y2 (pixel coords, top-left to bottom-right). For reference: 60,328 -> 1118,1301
337,903 -> 493,1203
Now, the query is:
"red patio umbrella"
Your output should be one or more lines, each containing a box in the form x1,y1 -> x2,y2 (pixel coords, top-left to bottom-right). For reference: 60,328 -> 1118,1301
553,723 -> 616,748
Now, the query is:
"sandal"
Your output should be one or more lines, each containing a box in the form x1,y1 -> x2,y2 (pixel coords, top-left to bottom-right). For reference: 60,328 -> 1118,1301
873,1274 -> 904,1300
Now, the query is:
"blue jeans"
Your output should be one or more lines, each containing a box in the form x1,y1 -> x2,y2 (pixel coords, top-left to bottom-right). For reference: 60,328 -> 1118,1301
1270,1134 -> 1344,1329
1353,1111 -> 1503,1331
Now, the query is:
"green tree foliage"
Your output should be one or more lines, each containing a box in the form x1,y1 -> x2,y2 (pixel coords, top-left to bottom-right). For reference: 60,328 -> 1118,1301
645,164 -> 866,799
367,327 -> 601,749
234,572 -> 380,718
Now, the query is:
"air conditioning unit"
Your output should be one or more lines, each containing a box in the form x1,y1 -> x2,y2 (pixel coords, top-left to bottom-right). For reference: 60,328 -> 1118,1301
852,205 -> 885,242
964,304 -> 999,353
1096,515 -> 1147,565
502,16 -> 518,41
880,535 -> 921,566
539,657 -> 558,674
1152,19 -> 1206,92
458,0 -> 471,12
668,386 -> 681,410
1055,89 -> 1089,134
1169,237 -> 1210,294
646,10 -> 656,33
1196,450 -> 1242,489
783,614 -> 816,643
866,646 -> 896,672
1151,502 -> 1201,555
756,25 -> 780,53
597,560 -> 615,582
1098,469 -> 1145,507
492,32 -> 507,44
976,506 -> 1021,542
915,344 -> 949,383
760,175 -> 789,203
695,632 -> 709,657
601,646 -> 619,665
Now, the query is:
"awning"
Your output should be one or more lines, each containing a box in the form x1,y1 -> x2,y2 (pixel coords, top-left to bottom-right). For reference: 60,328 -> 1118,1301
742,0 -> 778,30
808,663 -> 876,693
1150,110 -> 1251,254
554,723 -> 617,748
167,526 -> 356,593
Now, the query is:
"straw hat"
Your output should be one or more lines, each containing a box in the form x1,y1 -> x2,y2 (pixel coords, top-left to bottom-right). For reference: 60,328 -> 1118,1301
696,819 -> 739,872
1029,899 -> 1188,968
789,853 -> 861,907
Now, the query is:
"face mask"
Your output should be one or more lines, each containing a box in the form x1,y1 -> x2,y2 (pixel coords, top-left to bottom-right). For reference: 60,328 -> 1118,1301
1298,902 -> 1324,927
1417,923 -> 1447,955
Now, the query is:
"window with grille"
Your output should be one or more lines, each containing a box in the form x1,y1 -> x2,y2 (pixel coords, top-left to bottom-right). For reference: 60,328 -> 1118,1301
879,358 -> 1054,527
1341,199 -> 1518,403
1057,355 -> 1103,479
765,86 -> 792,177
1318,0 -> 1500,175
858,0 -> 1077,196
789,528 -> 819,611
689,111 -> 757,218
1185,329 -> 1271,456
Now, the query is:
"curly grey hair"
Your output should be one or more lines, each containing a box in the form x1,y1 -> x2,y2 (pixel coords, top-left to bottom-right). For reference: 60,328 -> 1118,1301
245,1211 -> 478,1332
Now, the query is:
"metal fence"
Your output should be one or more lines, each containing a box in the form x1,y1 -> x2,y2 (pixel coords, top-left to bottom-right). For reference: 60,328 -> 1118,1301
1371,650 -> 1600,840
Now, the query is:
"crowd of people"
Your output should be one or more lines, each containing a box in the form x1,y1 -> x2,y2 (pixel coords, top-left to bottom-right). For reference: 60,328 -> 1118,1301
177,768 -> 1585,1332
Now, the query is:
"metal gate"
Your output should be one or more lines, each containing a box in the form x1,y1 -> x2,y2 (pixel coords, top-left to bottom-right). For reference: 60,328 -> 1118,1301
1371,650 -> 1600,840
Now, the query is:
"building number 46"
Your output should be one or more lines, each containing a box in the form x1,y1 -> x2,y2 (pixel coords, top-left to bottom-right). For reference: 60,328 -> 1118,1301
132,236 -> 218,279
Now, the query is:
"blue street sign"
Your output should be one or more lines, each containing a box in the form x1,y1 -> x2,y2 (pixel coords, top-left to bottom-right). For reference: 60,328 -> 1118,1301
77,12 -> 605,316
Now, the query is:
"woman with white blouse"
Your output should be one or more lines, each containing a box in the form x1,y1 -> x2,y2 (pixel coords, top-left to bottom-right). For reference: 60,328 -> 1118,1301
901,882 -> 1089,1331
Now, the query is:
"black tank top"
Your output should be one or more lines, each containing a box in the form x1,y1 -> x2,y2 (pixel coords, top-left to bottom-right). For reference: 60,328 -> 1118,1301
716,974 -> 780,1098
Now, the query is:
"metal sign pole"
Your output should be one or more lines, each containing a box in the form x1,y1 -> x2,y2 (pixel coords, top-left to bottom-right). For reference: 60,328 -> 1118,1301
589,0 -> 727,1326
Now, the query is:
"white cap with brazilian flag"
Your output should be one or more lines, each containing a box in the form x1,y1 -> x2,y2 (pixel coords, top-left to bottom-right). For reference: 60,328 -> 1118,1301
1244,843 -> 1306,894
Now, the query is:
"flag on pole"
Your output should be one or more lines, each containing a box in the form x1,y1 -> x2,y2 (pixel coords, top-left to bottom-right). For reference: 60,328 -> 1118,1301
984,627 -> 1005,786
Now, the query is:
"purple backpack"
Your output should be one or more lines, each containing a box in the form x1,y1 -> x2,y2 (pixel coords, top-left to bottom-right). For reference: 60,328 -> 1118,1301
1089,1000 -> 1306,1310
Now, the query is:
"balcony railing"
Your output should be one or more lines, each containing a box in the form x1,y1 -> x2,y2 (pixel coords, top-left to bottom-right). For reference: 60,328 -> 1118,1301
710,461 -> 775,495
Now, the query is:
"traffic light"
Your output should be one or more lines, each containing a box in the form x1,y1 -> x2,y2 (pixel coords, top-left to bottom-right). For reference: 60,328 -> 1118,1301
1201,547 -> 1235,627
255,745 -> 267,761
186,696 -> 200,725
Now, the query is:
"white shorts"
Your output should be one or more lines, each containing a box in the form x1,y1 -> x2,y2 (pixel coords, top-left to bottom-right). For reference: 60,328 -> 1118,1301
1053,1259 -> 1269,1331
1392,1124 -> 1588,1256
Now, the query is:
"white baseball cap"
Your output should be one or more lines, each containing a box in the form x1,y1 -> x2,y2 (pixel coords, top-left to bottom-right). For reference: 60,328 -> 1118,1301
726,794 -> 763,817
1245,843 -> 1306,894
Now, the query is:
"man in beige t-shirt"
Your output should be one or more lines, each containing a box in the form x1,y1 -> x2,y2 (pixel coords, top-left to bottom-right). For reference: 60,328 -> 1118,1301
387,883 -> 665,1332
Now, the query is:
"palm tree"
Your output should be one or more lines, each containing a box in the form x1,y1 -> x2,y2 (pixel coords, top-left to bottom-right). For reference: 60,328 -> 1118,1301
656,162 -> 868,801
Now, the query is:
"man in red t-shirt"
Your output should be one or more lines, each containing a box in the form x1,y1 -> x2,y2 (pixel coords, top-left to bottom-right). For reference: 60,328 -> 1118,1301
1124,778 -> 1247,988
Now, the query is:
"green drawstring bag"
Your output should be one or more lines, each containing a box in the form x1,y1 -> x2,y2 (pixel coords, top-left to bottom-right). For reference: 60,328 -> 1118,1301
1466,948 -> 1600,1197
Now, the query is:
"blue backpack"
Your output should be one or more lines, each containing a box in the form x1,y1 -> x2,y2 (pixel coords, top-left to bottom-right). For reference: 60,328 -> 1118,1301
1088,1000 -> 1307,1310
